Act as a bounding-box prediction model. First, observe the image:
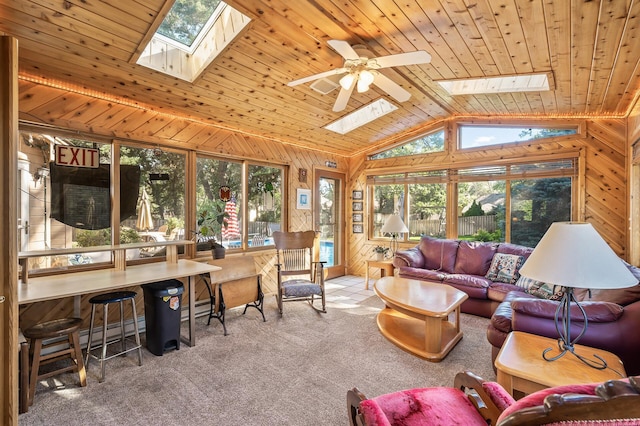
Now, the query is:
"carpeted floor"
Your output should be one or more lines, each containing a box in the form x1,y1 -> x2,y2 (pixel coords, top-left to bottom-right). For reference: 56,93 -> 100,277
19,295 -> 496,425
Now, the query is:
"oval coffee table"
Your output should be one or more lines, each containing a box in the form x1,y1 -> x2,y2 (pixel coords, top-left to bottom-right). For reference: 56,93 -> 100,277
374,277 -> 468,362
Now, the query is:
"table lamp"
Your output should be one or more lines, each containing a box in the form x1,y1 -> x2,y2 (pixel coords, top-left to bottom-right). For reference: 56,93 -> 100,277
380,214 -> 409,257
518,222 -> 637,369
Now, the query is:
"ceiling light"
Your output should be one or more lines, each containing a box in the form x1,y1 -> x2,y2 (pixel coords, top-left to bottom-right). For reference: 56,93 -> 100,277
357,70 -> 375,93
340,73 -> 356,90
437,73 -> 551,95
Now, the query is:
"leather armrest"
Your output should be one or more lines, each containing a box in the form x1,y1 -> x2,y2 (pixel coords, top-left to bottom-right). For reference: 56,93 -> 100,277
393,247 -> 424,268
512,299 -> 624,323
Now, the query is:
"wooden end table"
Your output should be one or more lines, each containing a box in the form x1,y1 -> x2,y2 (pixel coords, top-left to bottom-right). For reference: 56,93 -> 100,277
365,259 -> 395,290
495,331 -> 627,397
374,277 -> 468,362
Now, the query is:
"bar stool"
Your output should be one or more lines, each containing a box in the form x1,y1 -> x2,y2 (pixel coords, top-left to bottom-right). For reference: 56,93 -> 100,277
23,317 -> 87,406
85,291 -> 143,382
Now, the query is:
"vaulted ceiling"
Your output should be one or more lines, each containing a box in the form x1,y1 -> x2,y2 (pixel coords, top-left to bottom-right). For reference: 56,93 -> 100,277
3,0 -> 640,157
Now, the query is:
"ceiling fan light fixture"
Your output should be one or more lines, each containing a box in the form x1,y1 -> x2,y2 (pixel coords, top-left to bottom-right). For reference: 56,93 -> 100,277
340,73 -> 356,90
357,70 -> 375,93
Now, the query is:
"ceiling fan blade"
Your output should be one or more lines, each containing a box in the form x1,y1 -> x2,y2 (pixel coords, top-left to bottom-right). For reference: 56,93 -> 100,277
332,80 -> 356,112
369,50 -> 431,69
288,68 -> 347,87
327,40 -> 360,60
371,72 -> 412,102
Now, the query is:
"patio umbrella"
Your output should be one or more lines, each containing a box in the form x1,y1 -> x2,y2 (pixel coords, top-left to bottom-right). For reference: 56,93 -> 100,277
222,200 -> 240,240
136,188 -> 153,231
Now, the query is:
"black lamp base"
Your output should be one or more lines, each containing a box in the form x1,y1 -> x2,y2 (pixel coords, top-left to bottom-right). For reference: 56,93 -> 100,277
542,287 -> 609,370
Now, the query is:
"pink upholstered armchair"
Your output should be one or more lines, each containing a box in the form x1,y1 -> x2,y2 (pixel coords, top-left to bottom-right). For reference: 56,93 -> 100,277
347,371 -> 640,426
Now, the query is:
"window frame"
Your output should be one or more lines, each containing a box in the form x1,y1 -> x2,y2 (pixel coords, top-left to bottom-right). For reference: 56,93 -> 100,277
366,155 -> 578,244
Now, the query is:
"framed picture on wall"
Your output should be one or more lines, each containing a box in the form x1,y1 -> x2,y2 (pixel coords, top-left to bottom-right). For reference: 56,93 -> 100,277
352,201 -> 363,212
352,190 -> 363,200
352,213 -> 363,223
297,188 -> 311,210
353,224 -> 364,234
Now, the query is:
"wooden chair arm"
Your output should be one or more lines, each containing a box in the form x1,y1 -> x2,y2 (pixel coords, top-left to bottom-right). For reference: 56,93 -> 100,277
454,371 -> 505,426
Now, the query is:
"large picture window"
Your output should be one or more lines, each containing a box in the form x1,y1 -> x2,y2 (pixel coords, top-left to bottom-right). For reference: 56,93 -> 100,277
369,159 -> 575,246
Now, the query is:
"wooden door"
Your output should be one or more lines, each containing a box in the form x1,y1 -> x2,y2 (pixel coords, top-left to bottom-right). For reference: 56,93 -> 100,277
314,169 -> 345,279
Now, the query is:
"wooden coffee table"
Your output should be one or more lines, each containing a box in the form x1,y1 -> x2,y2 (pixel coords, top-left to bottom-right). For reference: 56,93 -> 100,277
374,277 -> 468,362
495,331 -> 627,396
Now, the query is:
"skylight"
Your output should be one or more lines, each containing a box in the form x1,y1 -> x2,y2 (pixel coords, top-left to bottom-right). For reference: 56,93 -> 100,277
324,99 -> 398,135
136,1 -> 250,82
157,0 -> 223,49
437,73 -> 551,95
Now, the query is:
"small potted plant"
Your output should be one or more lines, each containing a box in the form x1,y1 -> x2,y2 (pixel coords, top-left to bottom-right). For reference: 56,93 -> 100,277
373,245 -> 389,260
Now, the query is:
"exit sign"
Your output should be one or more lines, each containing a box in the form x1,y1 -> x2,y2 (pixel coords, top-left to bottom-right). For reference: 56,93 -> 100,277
55,145 -> 100,168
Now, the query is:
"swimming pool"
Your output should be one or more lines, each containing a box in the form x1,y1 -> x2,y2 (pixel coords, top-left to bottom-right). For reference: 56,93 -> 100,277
226,238 -> 335,266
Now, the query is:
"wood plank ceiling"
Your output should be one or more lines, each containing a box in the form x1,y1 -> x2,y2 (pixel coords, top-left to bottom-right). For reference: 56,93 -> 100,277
2,0 -> 640,157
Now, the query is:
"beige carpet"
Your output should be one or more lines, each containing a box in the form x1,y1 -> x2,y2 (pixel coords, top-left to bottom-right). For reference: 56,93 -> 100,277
18,295 -> 496,425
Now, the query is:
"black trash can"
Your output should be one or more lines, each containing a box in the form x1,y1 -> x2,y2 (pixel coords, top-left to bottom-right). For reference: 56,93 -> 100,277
142,279 -> 184,356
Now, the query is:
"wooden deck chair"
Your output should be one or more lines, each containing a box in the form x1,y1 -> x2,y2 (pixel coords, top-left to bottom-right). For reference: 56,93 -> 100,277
273,231 -> 326,315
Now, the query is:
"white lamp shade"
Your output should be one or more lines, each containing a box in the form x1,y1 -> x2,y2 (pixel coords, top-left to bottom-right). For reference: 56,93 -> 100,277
381,214 -> 409,234
519,222 -> 637,289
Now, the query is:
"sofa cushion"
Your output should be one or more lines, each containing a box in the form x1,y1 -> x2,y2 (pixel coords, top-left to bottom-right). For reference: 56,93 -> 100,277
419,236 -> 459,273
515,276 -> 564,300
496,243 -> 534,260
511,299 -> 624,323
398,267 -> 445,282
574,261 -> 640,306
485,253 -> 524,284
453,241 -> 497,275
442,274 -> 490,299
487,282 -> 524,303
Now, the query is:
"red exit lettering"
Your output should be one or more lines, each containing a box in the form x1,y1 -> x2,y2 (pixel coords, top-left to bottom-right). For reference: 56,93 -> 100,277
55,146 -> 99,168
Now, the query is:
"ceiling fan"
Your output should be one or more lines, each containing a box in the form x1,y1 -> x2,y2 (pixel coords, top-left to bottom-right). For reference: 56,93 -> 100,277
287,40 -> 431,112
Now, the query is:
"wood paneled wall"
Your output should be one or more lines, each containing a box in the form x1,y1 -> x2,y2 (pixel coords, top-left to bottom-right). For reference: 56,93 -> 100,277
346,118 -> 630,278
16,80 -> 345,330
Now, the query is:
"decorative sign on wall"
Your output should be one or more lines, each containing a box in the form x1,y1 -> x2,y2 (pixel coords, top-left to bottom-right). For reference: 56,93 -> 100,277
219,185 -> 231,202
352,201 -> 363,212
55,145 -> 100,168
352,190 -> 363,200
353,224 -> 364,234
298,168 -> 307,183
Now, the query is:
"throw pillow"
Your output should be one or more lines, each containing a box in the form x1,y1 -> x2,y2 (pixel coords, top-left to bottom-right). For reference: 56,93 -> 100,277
485,253 -> 524,284
515,276 -> 564,300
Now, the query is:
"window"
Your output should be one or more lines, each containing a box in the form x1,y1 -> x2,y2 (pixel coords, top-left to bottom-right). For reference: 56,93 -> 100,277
19,130 -> 115,270
157,0 -> 224,48
368,159 -> 575,245
120,145 -> 186,256
369,170 -> 448,241
458,180 -> 506,242
459,125 -> 577,149
370,130 -> 445,159
510,177 -> 571,246
137,1 -> 250,81
195,155 -> 283,252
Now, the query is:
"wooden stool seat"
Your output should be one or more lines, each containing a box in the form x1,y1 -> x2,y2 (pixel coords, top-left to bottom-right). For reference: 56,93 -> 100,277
23,317 -> 82,340
23,317 -> 87,406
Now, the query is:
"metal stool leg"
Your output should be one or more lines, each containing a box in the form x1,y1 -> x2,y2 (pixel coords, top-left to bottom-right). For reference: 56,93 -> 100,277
130,298 -> 143,366
85,303 -> 97,368
100,303 -> 108,383
119,300 -> 126,354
